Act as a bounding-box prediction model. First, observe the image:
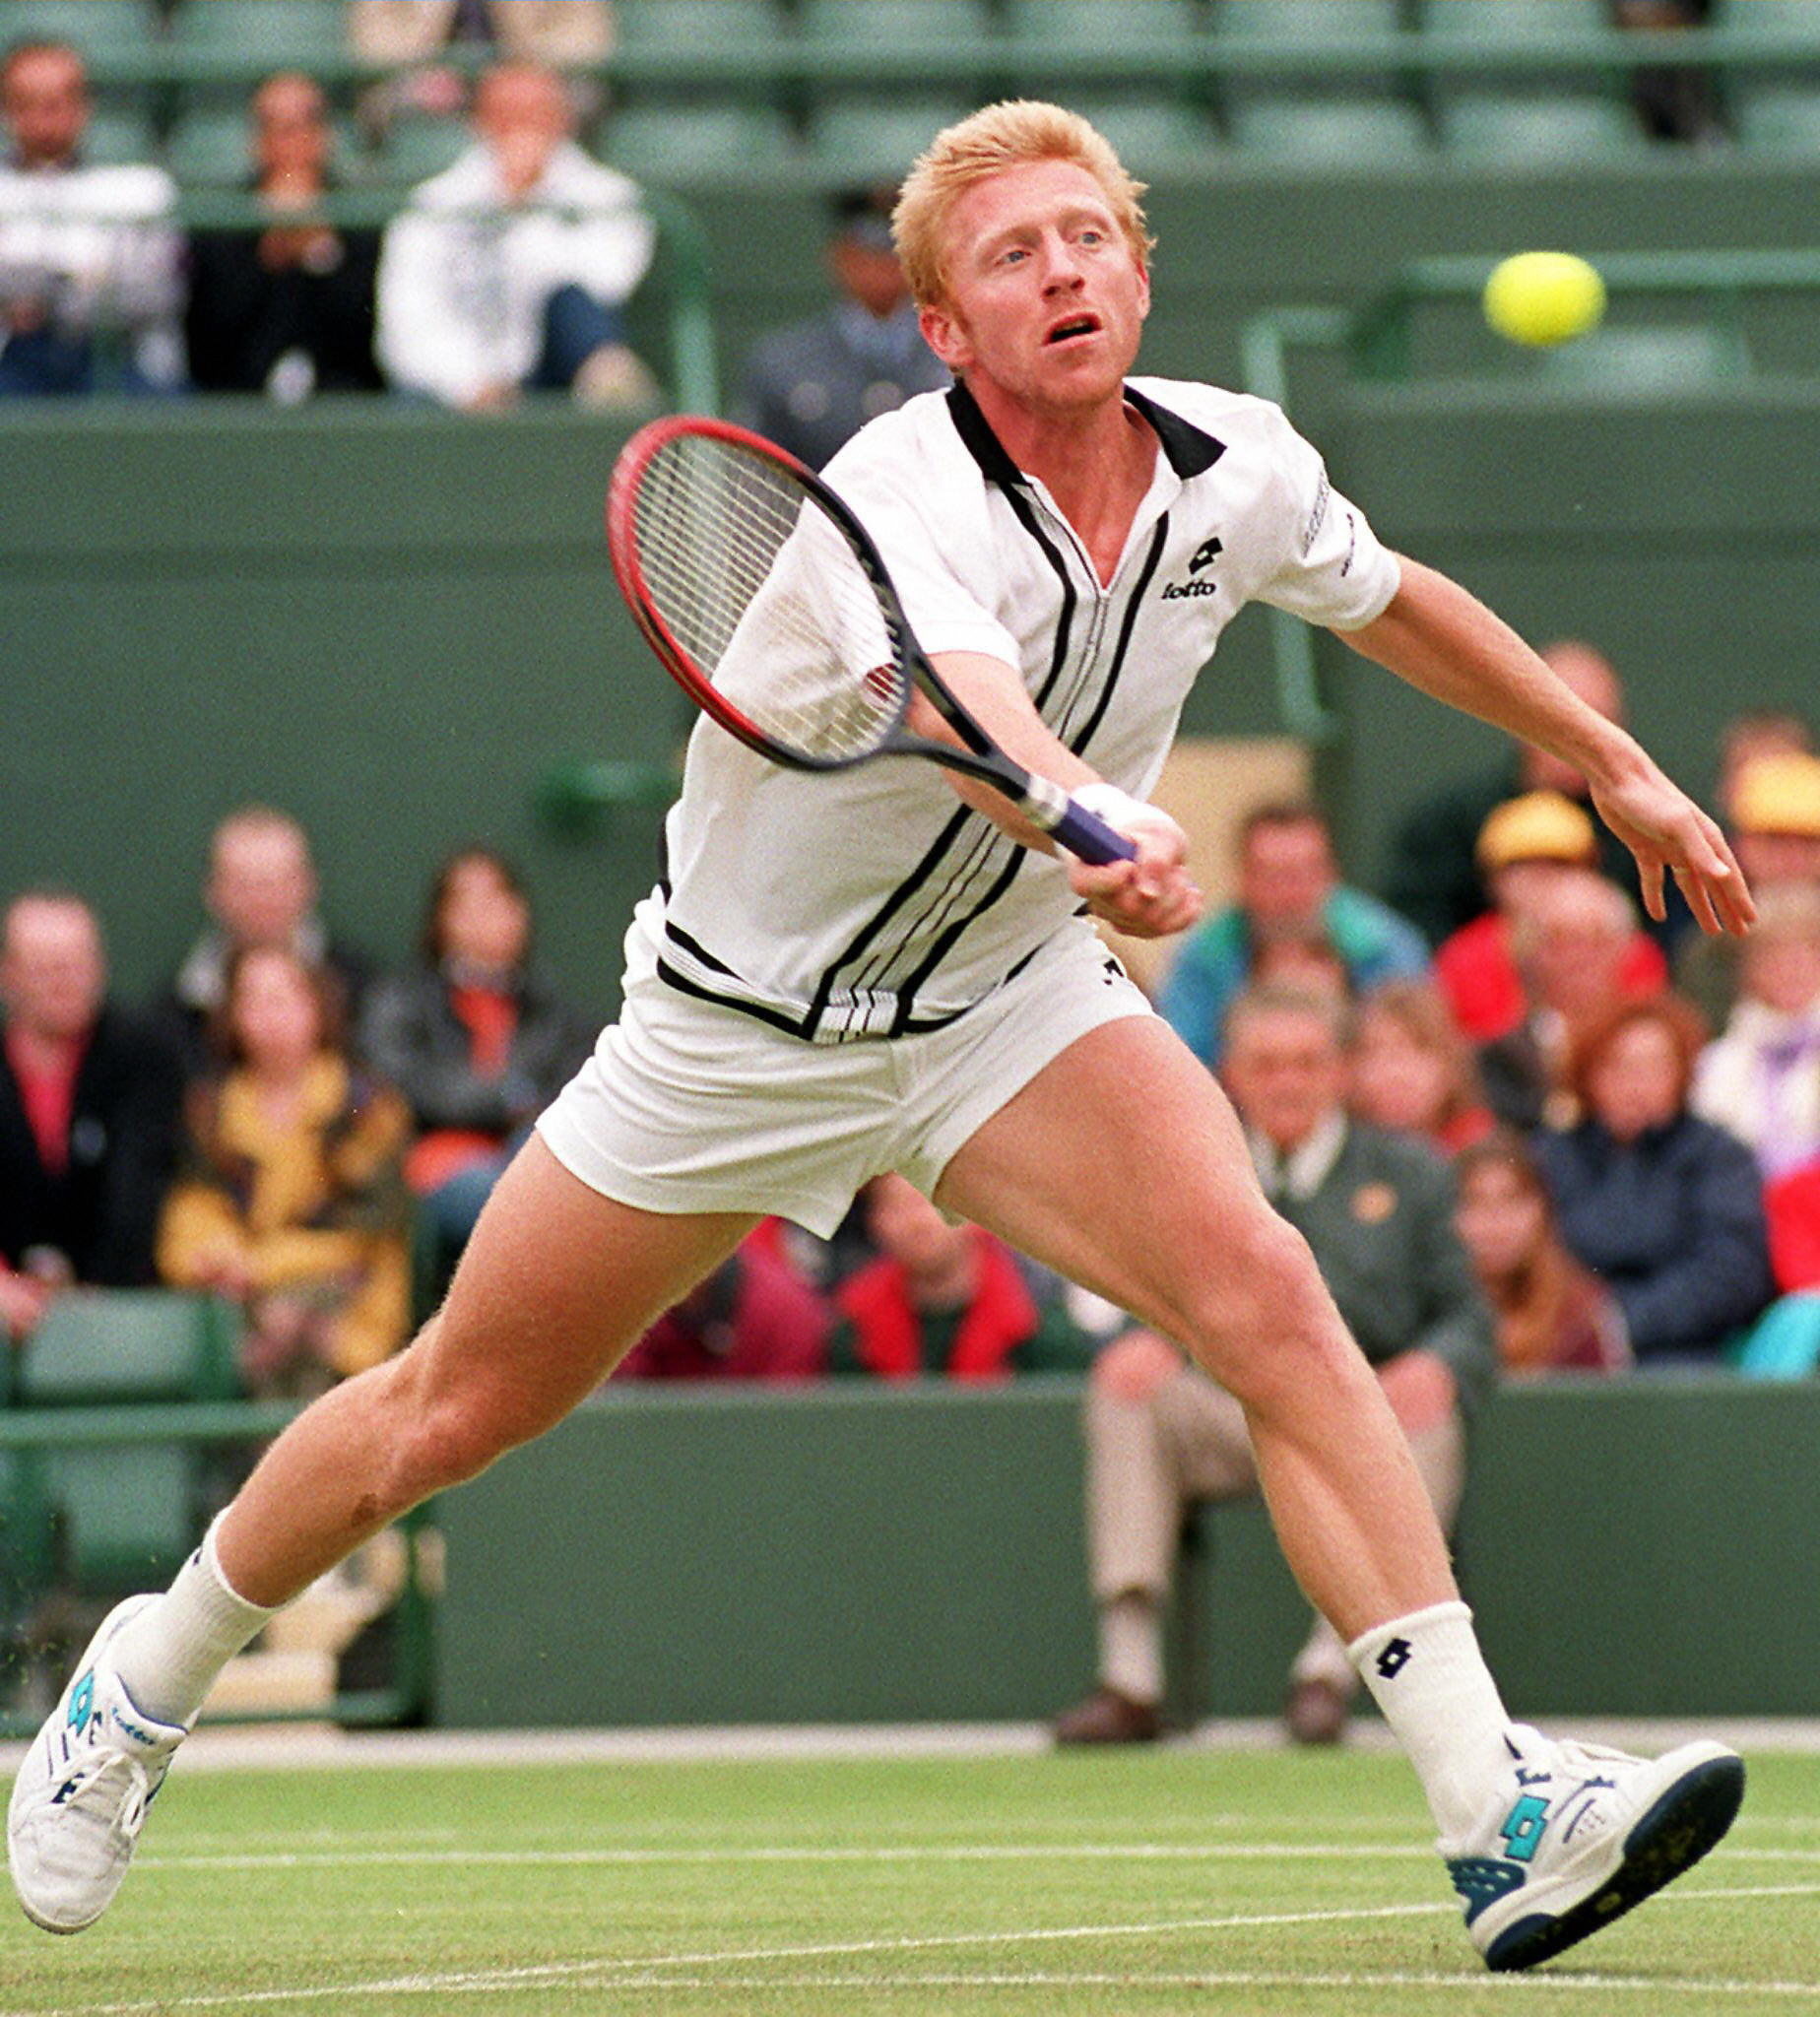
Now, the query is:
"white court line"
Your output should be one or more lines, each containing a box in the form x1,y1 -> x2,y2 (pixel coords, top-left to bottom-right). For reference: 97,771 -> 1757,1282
135,1839 -> 1820,1873
21,1884 -> 1820,2017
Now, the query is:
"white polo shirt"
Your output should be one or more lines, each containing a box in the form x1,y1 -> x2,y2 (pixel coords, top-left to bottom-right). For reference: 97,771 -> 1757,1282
641,376 -> 1400,1044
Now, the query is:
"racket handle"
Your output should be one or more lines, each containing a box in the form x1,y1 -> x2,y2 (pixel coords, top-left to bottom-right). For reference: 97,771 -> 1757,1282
1051,798 -> 1138,865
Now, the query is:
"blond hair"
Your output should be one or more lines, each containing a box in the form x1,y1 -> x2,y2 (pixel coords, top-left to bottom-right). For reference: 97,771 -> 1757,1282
892,99 -> 1152,311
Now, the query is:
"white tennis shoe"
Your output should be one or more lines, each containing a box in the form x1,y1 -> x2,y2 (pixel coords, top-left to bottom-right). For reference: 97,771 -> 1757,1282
8,1596 -> 190,1934
1446,1724 -> 1745,1972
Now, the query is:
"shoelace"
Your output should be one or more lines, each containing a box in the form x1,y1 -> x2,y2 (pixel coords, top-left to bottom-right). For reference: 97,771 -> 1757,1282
61,1747 -> 160,1850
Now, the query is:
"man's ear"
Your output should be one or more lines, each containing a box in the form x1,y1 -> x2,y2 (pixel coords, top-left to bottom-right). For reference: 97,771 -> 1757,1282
920,300 -> 972,373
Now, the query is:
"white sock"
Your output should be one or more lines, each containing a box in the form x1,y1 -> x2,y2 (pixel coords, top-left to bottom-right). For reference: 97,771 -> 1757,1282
1099,1593 -> 1164,1707
1349,1600 -> 1514,1845
108,1517 -> 283,1726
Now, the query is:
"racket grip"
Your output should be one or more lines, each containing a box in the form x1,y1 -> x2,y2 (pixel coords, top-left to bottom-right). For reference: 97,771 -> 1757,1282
1051,798 -> 1138,865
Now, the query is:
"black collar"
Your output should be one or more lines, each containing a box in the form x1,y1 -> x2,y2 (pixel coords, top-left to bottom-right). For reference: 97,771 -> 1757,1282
945,377 -> 1226,486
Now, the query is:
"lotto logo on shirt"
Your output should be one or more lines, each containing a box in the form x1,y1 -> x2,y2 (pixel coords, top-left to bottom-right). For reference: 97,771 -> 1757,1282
1160,535 -> 1222,601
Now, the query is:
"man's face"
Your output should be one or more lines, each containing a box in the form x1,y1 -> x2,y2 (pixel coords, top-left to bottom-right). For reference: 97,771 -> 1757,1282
253,74 -> 331,186
1239,820 -> 1333,938
208,826 -> 316,947
475,66 -> 570,197
1222,1006 -> 1347,1154
865,1174 -> 970,1274
0,898 -> 104,1042
2,46 -> 89,169
917,160 -> 1148,421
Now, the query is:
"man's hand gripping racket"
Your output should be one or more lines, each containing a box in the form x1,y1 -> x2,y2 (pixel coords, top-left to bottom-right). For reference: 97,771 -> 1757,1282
605,416 -> 1147,873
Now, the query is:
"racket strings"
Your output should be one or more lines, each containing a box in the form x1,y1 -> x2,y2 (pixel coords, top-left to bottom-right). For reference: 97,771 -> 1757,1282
632,435 -> 909,763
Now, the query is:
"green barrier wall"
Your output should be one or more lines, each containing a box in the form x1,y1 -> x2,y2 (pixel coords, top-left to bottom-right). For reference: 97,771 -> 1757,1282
432,1377 -> 1820,1727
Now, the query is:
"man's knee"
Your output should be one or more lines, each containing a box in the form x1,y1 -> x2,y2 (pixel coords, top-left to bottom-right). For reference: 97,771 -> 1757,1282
1171,1214 -> 1358,1403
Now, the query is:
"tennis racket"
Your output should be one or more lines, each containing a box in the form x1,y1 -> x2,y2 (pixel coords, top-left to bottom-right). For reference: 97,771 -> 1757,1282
606,416 -> 1137,867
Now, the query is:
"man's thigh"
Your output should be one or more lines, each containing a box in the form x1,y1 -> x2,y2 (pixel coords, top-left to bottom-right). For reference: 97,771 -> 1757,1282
417,1135 -> 756,1445
933,1010 -> 1287,1346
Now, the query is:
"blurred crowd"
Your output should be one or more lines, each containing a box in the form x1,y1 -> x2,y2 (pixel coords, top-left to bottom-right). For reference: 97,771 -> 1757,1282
7,677 -> 1818,1410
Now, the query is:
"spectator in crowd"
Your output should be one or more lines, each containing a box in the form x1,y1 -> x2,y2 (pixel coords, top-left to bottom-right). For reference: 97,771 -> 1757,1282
1053,986 -> 1495,1747
183,72 -> 383,401
1715,708 -> 1812,831
736,184 -> 949,472
0,38 -> 181,395
0,891 -> 183,1342
1533,996 -> 1774,1366
1349,978 -> 1494,1156
1380,640 -> 1636,948
1609,0 -> 1722,146
1692,880 -> 1820,1180
350,1 -> 614,144
1453,1131 -> 1629,1378
357,846 -> 593,1281
1678,750 -> 1820,1029
1477,869 -> 1663,1133
827,1174 -> 1092,1381
158,945 -> 413,1399
162,807 -> 375,1078
1434,791 -> 1666,1046
614,1228 -> 830,1383
375,59 -> 654,412
1766,1153 -> 1820,1297
1158,801 -> 1428,1070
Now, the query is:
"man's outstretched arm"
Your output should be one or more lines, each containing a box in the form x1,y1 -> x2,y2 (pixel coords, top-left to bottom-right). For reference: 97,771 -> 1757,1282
1341,557 -> 1754,937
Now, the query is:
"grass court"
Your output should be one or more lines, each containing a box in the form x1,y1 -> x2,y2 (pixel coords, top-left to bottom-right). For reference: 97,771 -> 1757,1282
2,1733 -> 1815,2016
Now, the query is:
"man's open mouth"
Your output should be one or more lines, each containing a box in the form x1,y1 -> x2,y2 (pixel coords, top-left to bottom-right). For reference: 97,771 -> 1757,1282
1045,314 -> 1100,345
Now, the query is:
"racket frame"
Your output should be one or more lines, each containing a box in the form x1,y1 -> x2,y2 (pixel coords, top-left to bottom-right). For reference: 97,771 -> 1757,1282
608,416 -> 1135,864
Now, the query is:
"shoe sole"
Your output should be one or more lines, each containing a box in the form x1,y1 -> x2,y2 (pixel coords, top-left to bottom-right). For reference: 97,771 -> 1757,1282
1484,1751 -> 1746,1973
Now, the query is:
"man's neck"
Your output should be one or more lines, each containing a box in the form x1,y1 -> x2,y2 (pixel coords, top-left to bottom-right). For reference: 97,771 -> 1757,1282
965,379 -> 1156,583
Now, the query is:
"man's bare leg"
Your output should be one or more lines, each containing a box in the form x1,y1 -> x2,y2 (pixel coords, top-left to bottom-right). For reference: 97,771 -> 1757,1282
210,1138 -> 753,1605
937,1016 -> 1453,1641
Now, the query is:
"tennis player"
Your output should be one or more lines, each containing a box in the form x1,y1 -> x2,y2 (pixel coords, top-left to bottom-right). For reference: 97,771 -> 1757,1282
12,101 -> 1753,1973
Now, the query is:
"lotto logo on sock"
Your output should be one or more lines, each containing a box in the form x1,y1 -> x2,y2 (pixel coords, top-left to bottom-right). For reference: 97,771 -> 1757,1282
1375,1637 -> 1413,1680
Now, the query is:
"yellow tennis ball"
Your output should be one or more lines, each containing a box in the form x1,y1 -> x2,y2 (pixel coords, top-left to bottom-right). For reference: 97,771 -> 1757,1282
1482,251 -> 1606,348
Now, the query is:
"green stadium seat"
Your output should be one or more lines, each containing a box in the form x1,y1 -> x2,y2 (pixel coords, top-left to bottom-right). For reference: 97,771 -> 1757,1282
369,112 -> 471,188
16,1291 -> 243,1599
1417,0 -> 1609,43
1065,98 -> 1225,169
1003,0 -> 1205,49
1733,86 -> 1820,152
811,97 -> 974,176
1224,95 -> 1429,160
84,107 -> 161,166
166,0 -> 349,70
614,0 -> 793,52
1713,0 -> 1820,41
603,103 -> 798,178
1215,0 -> 1403,48
18,1291 -> 242,1407
163,106 -> 252,186
0,0 -> 159,61
1437,94 -> 1647,159
797,0 -> 998,53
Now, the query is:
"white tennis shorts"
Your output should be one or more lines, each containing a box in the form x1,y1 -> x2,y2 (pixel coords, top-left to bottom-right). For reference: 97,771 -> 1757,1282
537,914 -> 1155,1236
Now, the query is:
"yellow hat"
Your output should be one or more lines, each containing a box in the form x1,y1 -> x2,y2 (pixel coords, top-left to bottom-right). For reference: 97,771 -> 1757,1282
1733,751 -> 1820,837
1475,790 -> 1597,872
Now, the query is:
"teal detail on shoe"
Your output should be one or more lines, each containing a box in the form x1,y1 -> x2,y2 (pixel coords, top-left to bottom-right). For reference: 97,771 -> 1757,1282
1447,1854 -> 1528,1926
67,1671 -> 95,1731
1500,1792 -> 1552,1863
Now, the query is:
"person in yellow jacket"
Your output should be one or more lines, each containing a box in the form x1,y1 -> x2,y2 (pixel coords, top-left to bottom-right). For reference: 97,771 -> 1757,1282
159,945 -> 413,1397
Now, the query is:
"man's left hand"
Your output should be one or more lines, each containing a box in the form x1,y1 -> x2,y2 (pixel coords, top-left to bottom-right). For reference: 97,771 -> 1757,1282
1590,757 -> 1755,937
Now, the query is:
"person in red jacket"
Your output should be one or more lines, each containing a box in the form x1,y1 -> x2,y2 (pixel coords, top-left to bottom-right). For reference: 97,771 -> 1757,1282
614,1227 -> 829,1383
828,1174 -> 1089,1380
